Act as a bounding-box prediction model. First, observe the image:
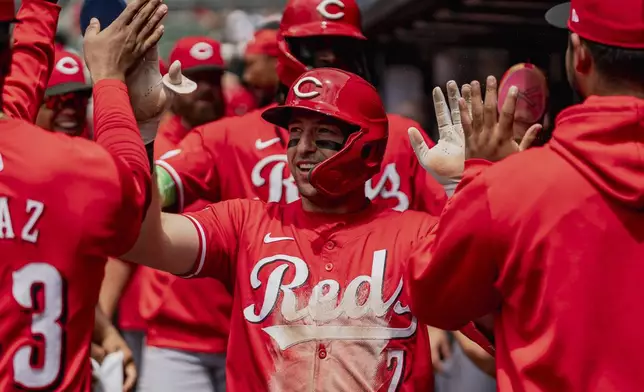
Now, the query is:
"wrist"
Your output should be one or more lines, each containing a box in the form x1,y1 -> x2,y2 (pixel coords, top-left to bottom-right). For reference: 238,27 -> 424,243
92,71 -> 126,84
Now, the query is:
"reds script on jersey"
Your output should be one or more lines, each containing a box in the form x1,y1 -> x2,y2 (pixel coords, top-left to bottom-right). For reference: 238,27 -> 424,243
180,198 -> 435,391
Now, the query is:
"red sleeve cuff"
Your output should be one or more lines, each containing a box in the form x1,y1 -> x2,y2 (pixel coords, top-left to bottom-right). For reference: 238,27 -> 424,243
93,79 -> 127,92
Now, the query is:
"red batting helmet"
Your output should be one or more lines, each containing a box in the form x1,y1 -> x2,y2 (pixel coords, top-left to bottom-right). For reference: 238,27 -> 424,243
262,68 -> 387,198
277,0 -> 366,88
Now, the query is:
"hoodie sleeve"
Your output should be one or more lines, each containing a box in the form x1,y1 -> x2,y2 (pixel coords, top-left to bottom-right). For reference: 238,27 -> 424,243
407,161 -> 502,330
153,114 -> 192,160
3,0 -> 59,122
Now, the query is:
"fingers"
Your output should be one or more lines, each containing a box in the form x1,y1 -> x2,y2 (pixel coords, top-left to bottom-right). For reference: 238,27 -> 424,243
459,98 -> 473,139
84,18 -> 101,37
497,85 -> 519,141
439,339 -> 453,360
408,127 -> 431,164
168,60 -> 182,83
470,81 -> 484,135
432,87 -> 451,131
114,0 -> 149,28
519,124 -> 542,151
139,24 -> 166,57
123,362 -> 138,392
90,343 -> 106,363
446,81 -> 462,126
129,0 -> 162,36
462,84 -> 472,118
137,3 -> 167,47
483,76 -> 498,133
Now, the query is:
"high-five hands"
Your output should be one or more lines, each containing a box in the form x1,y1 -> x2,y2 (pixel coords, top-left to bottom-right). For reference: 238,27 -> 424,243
83,0 -> 167,83
127,46 -> 197,144
460,76 -> 541,162
409,81 -> 469,195
410,76 -> 541,189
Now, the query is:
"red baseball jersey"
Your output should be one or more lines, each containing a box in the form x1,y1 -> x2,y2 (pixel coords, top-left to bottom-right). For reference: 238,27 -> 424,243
182,198 -> 435,391
156,108 -> 447,215
138,114 -> 232,353
0,118 -> 146,391
408,96 -> 644,391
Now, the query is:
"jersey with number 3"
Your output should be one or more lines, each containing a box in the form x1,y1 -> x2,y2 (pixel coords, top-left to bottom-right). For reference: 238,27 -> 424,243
182,198 -> 436,391
0,119 -> 146,391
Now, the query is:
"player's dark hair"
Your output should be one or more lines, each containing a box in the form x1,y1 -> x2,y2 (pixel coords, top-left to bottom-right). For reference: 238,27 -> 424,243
579,36 -> 644,87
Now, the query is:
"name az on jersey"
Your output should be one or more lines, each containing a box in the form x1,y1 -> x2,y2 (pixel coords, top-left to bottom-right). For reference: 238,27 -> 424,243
0,197 -> 45,243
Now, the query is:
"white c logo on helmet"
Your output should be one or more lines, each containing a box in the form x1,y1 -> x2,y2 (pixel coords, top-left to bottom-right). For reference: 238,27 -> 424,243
190,42 -> 214,61
316,0 -> 345,20
293,76 -> 323,99
55,56 -> 80,76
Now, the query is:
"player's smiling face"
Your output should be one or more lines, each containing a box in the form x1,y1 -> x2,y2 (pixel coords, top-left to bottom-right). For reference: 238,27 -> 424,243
287,110 -> 347,198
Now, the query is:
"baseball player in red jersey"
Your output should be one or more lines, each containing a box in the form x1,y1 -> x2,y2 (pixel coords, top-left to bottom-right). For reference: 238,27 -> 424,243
0,0 -> 166,389
408,0 -> 644,390
124,67 -> 447,391
155,0 -> 446,215
243,28 -> 280,109
36,48 -> 93,138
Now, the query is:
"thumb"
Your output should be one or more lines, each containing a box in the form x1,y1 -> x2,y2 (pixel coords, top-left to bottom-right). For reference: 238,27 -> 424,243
519,124 -> 542,151
84,18 -> 101,37
168,60 -> 182,85
162,60 -> 197,95
408,127 -> 431,163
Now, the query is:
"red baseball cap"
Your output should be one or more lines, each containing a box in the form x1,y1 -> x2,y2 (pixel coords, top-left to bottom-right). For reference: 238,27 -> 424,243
0,1 -> 16,23
546,1 -> 644,48
46,49 -> 91,97
169,36 -> 225,73
245,29 -> 278,57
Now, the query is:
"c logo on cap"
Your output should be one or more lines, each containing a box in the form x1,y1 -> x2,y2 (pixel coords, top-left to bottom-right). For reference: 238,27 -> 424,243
55,56 -> 80,76
190,42 -> 214,61
317,0 -> 345,20
293,76 -> 323,99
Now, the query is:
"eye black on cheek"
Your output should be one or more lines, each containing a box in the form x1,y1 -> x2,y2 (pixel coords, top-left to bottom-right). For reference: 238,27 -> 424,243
287,138 -> 300,148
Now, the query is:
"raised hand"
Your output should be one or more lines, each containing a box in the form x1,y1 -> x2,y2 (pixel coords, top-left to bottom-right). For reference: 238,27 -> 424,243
83,0 -> 167,83
128,50 -> 197,144
409,80 -> 471,195
460,76 -> 541,162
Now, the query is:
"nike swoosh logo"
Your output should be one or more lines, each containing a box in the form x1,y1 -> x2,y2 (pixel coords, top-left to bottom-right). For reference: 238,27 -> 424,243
255,138 -> 280,150
263,233 -> 294,244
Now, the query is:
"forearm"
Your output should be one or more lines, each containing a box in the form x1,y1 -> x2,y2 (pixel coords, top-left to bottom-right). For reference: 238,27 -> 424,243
454,331 -> 496,377
93,307 -> 119,345
122,174 -> 199,275
99,258 -> 135,319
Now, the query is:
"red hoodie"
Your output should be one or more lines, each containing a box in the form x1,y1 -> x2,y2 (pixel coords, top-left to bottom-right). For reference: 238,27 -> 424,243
408,95 -> 644,392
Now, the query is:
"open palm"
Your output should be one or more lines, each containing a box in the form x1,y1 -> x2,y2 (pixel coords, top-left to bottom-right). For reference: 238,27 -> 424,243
409,81 -> 470,189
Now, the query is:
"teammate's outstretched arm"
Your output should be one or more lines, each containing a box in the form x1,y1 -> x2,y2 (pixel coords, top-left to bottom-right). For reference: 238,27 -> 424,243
3,0 -> 61,122
407,77 -> 526,329
121,175 -> 201,276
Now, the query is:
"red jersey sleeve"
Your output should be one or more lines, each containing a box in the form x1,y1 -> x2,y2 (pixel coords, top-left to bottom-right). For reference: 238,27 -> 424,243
153,114 -> 191,160
3,0 -> 59,122
179,199 -> 251,288
155,126 -> 222,211
407,164 -> 502,331
81,79 -> 151,256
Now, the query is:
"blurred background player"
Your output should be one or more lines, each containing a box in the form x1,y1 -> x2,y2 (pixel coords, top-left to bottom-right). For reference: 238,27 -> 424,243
243,28 -> 280,109
36,48 -> 92,138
